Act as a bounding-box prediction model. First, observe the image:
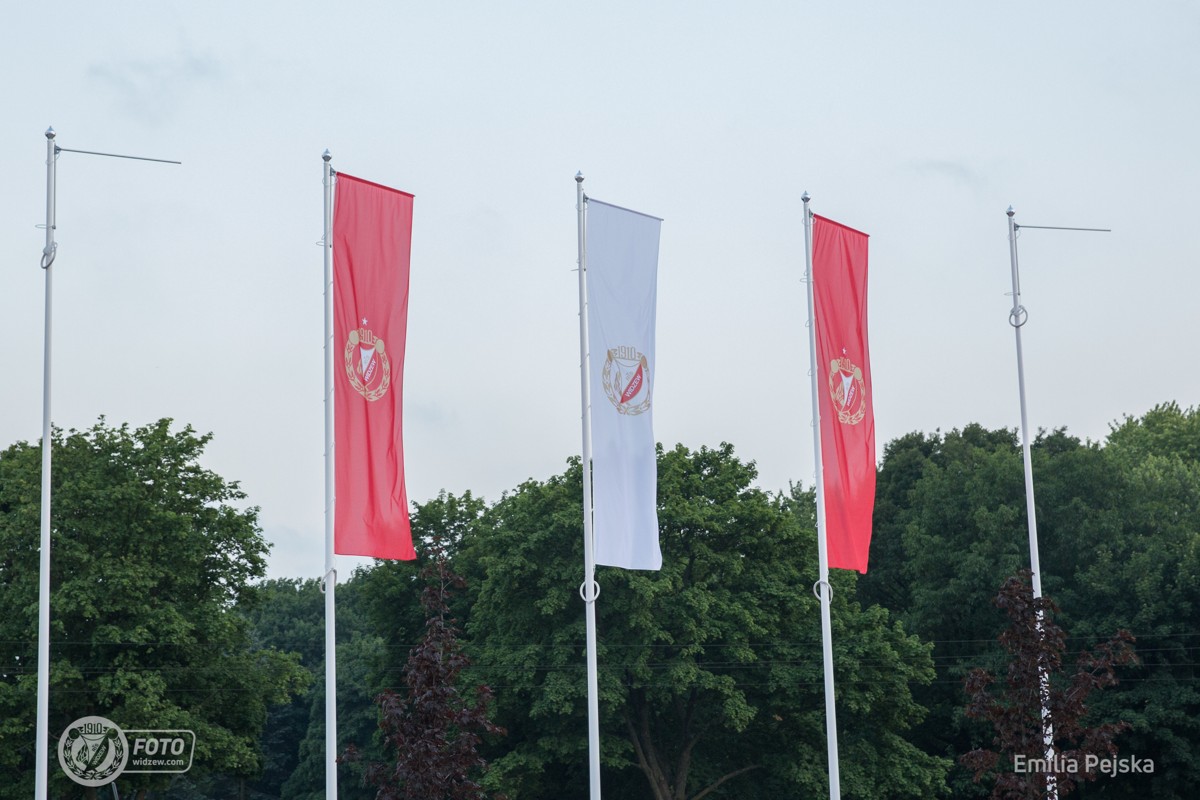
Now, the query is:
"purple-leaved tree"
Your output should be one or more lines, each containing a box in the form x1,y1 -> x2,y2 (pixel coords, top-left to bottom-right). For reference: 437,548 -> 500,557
961,571 -> 1138,799
348,538 -> 505,800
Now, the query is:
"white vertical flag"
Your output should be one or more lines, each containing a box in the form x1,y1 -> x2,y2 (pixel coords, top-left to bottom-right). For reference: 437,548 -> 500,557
586,199 -> 662,570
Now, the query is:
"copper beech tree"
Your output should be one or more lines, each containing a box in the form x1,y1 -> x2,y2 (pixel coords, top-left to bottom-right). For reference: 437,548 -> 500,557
345,538 -> 505,800
961,572 -> 1138,798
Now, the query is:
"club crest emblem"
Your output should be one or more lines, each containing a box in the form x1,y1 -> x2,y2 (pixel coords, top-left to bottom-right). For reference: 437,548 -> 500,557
345,320 -> 391,402
58,716 -> 128,787
828,353 -> 867,425
602,346 -> 652,416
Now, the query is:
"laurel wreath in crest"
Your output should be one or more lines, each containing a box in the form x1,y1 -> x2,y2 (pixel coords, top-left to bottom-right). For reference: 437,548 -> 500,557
65,729 -> 126,782
602,352 -> 652,416
344,330 -> 392,402
828,356 -> 867,425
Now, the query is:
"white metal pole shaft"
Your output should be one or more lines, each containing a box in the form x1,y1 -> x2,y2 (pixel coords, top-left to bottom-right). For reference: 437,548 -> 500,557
1006,207 -> 1056,800
323,151 -> 339,799
576,173 -> 603,800
35,126 -> 58,800
1006,208 -> 1045,600
803,194 -> 841,799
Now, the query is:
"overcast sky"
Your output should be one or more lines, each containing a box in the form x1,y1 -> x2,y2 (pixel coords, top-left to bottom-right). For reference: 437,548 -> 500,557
3,1 -> 1197,580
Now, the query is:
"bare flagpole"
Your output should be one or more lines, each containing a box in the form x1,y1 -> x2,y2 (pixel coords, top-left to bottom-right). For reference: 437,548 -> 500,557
35,126 -> 58,800
1003,207 -> 1049,800
803,192 -> 842,799
575,172 -> 603,800
1005,207 -> 1048,602
35,129 -> 178,799
1006,205 -> 1058,800
323,150 -> 339,799
1005,207 -> 1109,800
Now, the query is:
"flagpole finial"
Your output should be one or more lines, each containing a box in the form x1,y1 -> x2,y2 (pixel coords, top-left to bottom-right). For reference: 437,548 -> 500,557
45,127 -> 55,140
575,171 -> 584,184
801,190 -> 810,203
1007,205 -> 1015,217
322,149 -> 331,162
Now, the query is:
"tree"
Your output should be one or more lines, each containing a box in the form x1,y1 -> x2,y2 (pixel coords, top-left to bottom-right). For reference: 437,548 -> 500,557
961,572 -> 1137,798
349,535 -> 504,799
279,492 -> 489,800
462,443 -> 949,799
0,419 -> 307,798
239,578 -> 325,799
273,574 -> 382,800
1067,403 -> 1200,798
858,409 -> 1200,798
355,492 -> 488,683
857,424 -> 1121,796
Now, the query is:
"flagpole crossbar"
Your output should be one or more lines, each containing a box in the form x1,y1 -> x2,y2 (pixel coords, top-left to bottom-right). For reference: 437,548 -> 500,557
1013,224 -> 1111,232
54,146 -> 181,165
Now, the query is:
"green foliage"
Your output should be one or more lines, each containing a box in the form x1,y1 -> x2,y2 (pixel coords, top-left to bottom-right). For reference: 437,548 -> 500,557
358,492 -> 486,676
266,494 -> 485,798
351,536 -> 504,799
272,576 -> 383,800
0,419 -> 307,798
860,406 -> 1200,798
237,578 -> 325,798
461,443 -> 948,799
16,403 -> 1197,798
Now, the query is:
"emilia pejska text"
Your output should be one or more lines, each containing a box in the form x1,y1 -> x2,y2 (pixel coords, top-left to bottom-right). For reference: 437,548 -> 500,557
1013,754 -> 1154,777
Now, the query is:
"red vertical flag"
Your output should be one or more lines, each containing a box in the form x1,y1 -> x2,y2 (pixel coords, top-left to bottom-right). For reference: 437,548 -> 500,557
813,215 -> 875,573
333,174 -> 416,560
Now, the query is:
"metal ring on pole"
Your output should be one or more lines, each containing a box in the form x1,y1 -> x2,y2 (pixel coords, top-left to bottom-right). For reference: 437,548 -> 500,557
320,568 -> 336,594
812,579 -> 833,602
579,579 -> 601,604
1009,305 -> 1028,328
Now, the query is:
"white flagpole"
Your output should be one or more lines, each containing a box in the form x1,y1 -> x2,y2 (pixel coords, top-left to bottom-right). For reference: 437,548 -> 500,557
33,129 -> 178,798
35,125 -> 58,800
1005,208 -> 1047,602
575,172 -> 603,800
1005,208 -> 1110,798
1005,206 -> 1056,800
323,150 -> 339,799
803,192 -> 842,799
